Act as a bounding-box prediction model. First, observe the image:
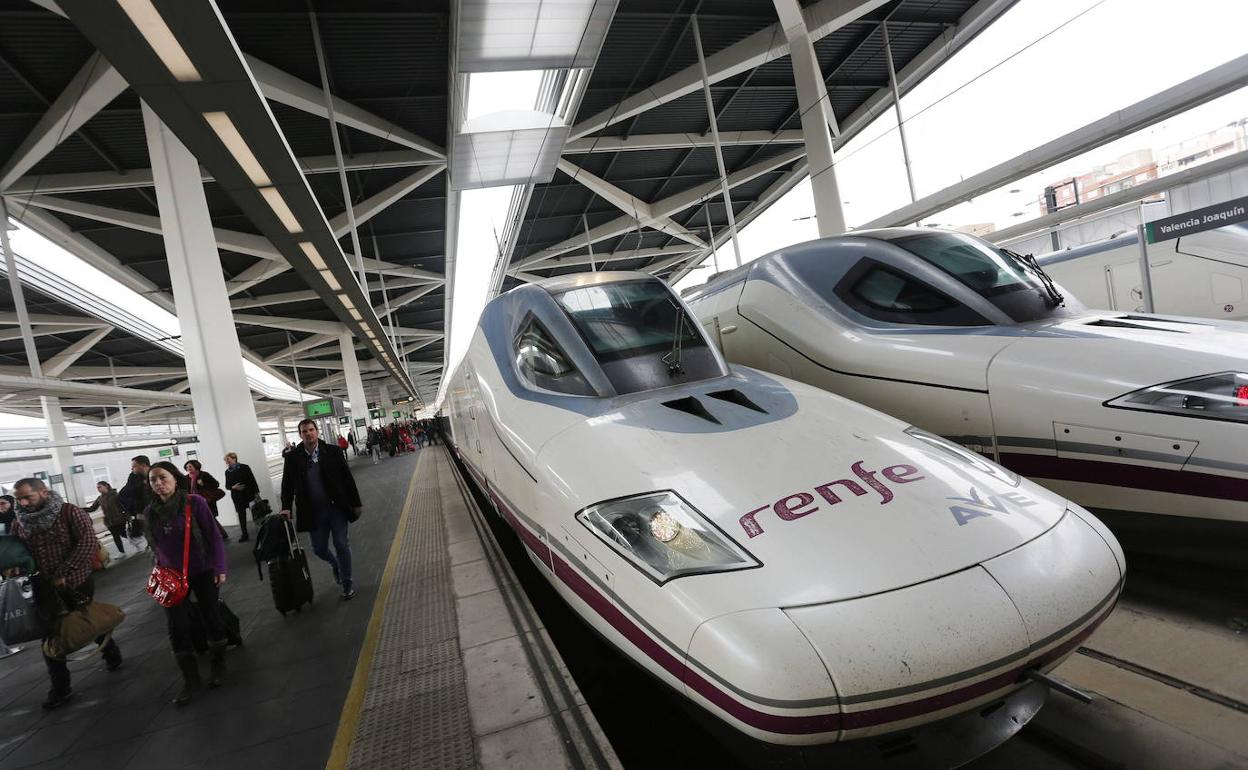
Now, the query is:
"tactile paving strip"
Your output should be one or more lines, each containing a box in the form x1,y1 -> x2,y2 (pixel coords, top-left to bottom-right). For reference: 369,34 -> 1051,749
347,452 -> 476,770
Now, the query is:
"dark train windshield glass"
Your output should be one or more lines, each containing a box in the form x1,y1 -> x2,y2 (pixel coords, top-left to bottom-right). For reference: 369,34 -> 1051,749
555,280 -> 706,363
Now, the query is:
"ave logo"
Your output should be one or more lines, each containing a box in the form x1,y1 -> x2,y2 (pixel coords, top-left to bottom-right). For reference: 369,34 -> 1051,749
947,487 -> 1036,526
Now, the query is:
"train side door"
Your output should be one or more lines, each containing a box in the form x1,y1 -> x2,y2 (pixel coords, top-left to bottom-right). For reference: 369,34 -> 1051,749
464,368 -> 484,458
1105,261 -> 1144,311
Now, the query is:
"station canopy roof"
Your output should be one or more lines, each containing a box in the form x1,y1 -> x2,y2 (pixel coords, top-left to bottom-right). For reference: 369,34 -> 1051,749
0,0 -> 1013,422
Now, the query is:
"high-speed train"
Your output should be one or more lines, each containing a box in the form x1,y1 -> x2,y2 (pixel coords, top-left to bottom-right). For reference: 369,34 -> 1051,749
445,271 -> 1123,766
684,229 -> 1248,561
1034,224 -> 1248,321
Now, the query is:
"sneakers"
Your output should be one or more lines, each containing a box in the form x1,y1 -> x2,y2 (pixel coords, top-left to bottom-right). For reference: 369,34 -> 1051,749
42,689 -> 73,710
341,582 -> 356,600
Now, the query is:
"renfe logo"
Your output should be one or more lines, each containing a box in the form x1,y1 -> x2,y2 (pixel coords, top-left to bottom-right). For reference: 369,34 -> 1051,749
738,461 -> 924,538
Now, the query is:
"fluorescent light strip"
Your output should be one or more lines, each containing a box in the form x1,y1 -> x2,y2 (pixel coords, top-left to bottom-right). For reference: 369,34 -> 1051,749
203,112 -> 269,186
259,187 -> 301,234
336,293 -> 355,311
347,308 -> 363,321
298,242 -> 327,270
118,0 -> 202,81
318,270 -> 341,291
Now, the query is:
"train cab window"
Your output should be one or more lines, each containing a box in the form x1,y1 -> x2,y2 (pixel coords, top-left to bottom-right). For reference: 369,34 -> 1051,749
554,279 -> 726,394
513,315 -> 596,396
835,260 -> 991,326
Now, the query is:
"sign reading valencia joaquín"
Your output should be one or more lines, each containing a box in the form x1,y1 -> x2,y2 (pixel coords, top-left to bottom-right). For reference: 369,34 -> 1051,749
1145,195 -> 1248,243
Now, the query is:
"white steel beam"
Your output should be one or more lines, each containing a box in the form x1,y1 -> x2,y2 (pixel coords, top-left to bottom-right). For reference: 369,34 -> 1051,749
0,311 -> 110,326
244,54 -> 446,159
262,333 -> 338,365
0,54 -> 128,190
562,130 -> 804,154
225,260 -> 292,296
693,15 -> 743,266
328,165 -> 445,238
525,245 -> 694,271
0,373 -> 193,405
863,52 -> 1248,229
41,327 -> 112,377
232,313 -> 346,335
0,324 -> 105,342
555,159 -> 705,247
570,0 -> 891,140
2,150 -> 441,196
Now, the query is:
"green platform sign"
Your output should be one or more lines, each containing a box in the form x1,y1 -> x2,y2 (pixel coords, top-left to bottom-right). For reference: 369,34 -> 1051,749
392,410 -> 401,419
304,398 -> 335,418
159,448 -> 174,458
369,408 -> 383,419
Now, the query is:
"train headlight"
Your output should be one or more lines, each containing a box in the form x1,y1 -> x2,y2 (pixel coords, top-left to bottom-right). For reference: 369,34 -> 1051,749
577,491 -> 760,584
1106,372 -> 1248,424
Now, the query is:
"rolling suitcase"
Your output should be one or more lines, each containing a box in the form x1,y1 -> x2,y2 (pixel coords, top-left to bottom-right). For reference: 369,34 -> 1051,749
266,517 -> 313,615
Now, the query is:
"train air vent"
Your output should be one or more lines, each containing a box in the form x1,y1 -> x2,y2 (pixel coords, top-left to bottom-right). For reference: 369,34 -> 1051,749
1084,319 -> 1183,333
660,396 -> 721,425
1119,314 -> 1209,326
706,388 -> 768,414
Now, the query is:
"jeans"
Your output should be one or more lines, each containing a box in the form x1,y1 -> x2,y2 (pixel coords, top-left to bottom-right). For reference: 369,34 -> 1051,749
165,572 -> 226,655
309,508 -> 352,588
107,525 -> 126,553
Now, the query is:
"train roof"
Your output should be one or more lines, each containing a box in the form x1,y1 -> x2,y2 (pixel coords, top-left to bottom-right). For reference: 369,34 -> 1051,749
532,270 -> 658,294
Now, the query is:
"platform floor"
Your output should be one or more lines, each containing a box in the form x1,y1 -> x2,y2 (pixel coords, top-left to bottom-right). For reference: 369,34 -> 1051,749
0,447 -> 616,770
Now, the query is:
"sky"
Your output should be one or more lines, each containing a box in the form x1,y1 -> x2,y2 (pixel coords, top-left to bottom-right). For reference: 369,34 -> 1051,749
5,0 -> 1247,428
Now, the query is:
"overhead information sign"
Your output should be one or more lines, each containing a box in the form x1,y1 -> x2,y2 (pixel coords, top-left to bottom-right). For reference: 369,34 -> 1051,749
1145,195 -> 1248,243
304,398 -> 335,418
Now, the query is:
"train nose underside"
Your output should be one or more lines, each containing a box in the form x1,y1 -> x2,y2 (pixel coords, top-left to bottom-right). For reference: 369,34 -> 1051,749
687,508 -> 1123,765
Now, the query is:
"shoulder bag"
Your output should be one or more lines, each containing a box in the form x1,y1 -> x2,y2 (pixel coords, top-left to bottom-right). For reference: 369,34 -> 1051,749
145,503 -> 192,608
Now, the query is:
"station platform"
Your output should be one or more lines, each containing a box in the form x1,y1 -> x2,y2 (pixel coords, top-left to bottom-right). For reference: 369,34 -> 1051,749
0,448 -> 619,770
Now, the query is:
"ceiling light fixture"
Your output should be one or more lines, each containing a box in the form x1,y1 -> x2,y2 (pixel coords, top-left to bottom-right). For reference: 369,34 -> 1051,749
299,242 -> 327,270
319,270 -> 341,291
203,112 -> 269,186
260,187 -> 301,234
347,308 -> 363,321
336,293 -> 355,310
117,0 -> 202,81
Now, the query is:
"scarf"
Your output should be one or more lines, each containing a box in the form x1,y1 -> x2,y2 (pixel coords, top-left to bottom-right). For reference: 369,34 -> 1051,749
144,488 -> 205,555
16,489 -> 64,534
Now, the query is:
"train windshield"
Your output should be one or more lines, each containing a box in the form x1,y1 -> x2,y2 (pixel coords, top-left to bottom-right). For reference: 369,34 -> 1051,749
887,232 -> 1065,322
554,280 -> 723,394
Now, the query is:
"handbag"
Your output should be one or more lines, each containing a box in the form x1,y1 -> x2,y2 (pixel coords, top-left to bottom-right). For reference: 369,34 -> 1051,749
0,576 -> 46,644
202,487 -> 226,504
146,503 -> 192,608
42,600 -> 125,659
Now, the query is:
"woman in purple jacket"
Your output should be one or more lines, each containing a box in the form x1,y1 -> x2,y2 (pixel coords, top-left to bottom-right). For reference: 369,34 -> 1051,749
145,461 -> 229,705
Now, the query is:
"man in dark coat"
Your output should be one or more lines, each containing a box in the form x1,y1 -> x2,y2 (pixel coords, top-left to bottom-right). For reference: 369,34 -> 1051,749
279,419 -> 362,599
223,452 -> 260,543
117,455 -> 152,519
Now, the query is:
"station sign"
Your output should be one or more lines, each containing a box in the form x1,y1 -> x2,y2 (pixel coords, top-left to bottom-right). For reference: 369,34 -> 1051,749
338,416 -> 351,425
355,418 -> 367,428
186,450 -> 197,459
392,410 -> 401,419
33,471 -> 48,481
71,465 -> 85,474
369,408 -> 383,419
49,474 -> 64,484
1145,195 -> 1248,243
304,398 -> 336,418
158,448 -> 174,458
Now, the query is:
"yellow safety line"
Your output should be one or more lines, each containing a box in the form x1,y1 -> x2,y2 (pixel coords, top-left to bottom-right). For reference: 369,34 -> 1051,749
325,456 -> 424,770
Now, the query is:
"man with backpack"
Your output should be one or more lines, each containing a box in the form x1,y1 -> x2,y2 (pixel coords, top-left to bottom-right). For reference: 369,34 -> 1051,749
279,419 -> 362,600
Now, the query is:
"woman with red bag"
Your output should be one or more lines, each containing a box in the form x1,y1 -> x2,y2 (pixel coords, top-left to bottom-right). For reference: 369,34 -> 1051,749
145,462 -> 228,705
184,459 -> 230,543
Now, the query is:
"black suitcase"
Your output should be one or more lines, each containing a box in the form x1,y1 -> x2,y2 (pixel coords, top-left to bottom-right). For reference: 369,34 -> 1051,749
187,598 -> 244,653
268,549 -> 314,615
266,516 -> 313,615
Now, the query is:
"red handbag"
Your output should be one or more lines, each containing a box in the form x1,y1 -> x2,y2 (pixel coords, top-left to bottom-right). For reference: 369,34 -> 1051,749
146,503 -> 192,608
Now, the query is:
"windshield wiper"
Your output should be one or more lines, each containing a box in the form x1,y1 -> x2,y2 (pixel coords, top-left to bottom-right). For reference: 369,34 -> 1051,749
1005,248 -> 1065,307
661,300 -> 687,377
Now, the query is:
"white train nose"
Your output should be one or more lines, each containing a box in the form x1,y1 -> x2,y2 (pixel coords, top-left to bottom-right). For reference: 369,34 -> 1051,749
683,512 -> 1122,746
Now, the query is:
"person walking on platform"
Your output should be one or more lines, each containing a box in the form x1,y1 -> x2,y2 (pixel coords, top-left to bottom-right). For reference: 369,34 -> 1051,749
83,481 -> 127,555
337,433 -> 350,454
347,429 -> 358,456
184,460 -> 229,543
118,455 -> 152,520
223,452 -> 259,543
144,462 -> 229,705
280,419 -> 362,600
0,494 -> 15,535
8,477 -> 124,709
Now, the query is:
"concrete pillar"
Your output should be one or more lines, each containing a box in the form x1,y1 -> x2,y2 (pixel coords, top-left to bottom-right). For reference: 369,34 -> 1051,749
142,104 -> 275,521
276,414 -> 289,446
339,331 -> 369,443
773,0 -> 846,236
1,197 -> 79,503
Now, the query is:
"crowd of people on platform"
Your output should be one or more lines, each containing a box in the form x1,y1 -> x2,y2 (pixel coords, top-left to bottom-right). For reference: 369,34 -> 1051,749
0,412 -> 426,712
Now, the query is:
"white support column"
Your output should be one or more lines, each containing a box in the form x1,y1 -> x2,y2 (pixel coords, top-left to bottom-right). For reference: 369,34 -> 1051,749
774,0 -> 846,237
379,384 -> 393,424
692,16 -> 742,268
276,414 -> 289,447
2,197 -> 79,502
338,331 -> 370,442
142,104 -> 275,520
